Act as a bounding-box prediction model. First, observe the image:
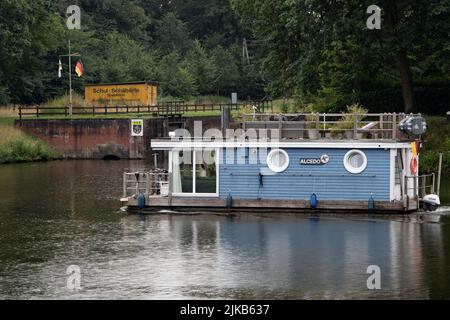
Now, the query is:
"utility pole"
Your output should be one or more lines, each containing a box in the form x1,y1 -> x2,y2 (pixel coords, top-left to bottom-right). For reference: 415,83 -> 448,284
59,40 -> 81,116
242,38 -> 250,65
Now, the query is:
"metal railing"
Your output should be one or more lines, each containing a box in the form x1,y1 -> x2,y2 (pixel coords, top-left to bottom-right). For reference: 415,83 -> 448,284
405,173 -> 436,199
241,112 -> 414,140
123,170 -> 169,198
18,100 -> 273,120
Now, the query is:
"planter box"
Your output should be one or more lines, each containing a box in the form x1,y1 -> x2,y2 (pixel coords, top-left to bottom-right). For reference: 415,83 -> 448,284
307,129 -> 320,139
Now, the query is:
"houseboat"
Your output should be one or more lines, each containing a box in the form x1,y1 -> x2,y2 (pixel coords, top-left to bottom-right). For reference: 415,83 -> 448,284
121,112 -> 439,213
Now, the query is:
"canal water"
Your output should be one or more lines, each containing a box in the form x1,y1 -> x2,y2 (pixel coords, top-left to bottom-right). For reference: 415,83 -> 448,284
0,160 -> 449,300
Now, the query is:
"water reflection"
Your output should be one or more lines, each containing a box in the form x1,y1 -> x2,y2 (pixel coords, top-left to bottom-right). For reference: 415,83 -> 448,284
0,161 -> 449,299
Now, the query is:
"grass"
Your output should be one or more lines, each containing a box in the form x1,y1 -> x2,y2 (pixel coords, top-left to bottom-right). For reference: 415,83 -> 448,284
0,121 -> 60,164
0,106 -> 19,118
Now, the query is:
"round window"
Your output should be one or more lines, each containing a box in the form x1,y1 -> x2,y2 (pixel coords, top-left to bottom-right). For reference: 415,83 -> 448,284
343,149 -> 367,174
267,149 -> 290,173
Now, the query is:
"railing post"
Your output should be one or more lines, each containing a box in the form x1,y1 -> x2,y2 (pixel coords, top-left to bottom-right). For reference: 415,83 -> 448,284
36,105 -> 39,118
104,105 -> 107,115
123,172 -> 127,198
92,105 -> 95,116
353,113 -> 358,139
379,114 -> 384,139
392,113 -> 397,140
168,172 -> 173,207
413,175 -> 417,199
421,175 -> 426,197
19,106 -> 22,122
65,106 -> 68,117
145,172 -> 151,197
431,173 -> 435,194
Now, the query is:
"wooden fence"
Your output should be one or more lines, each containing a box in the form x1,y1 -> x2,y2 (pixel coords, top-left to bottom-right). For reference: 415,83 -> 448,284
18,100 -> 273,120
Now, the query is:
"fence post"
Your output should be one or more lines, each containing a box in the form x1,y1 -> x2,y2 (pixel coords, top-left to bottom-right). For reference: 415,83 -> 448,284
65,106 -> 68,117
19,106 -> 22,122
353,113 -> 358,139
36,105 -> 39,118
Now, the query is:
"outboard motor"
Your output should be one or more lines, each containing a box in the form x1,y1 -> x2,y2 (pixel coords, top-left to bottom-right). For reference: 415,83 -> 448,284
420,194 -> 440,212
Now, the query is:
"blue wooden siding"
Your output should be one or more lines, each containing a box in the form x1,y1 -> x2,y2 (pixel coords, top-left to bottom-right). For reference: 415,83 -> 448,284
219,148 -> 390,201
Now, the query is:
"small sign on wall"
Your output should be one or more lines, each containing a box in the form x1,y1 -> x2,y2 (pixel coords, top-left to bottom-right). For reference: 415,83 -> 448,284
300,155 -> 330,165
131,119 -> 144,137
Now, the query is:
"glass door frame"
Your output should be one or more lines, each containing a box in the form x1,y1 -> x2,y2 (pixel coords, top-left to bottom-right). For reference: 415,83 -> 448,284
169,148 -> 219,197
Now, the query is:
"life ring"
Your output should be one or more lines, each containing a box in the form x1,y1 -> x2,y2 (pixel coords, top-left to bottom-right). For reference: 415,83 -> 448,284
410,156 -> 418,175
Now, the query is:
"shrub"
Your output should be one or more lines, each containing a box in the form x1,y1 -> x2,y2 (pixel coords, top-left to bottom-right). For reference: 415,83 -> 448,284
0,125 -> 60,164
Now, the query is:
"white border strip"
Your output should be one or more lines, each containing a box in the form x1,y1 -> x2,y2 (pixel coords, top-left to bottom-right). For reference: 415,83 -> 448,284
152,139 -> 412,150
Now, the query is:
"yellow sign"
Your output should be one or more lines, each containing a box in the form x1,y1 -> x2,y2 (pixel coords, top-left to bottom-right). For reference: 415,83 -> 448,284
85,82 -> 157,106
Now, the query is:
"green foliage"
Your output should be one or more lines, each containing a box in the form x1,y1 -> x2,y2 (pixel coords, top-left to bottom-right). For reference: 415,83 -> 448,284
232,0 -> 450,113
93,32 -> 158,83
155,13 -> 193,55
331,104 -> 368,133
0,0 -> 267,105
184,41 -> 217,94
419,117 -> 450,176
0,0 -> 65,104
0,124 -> 60,164
159,52 -> 198,99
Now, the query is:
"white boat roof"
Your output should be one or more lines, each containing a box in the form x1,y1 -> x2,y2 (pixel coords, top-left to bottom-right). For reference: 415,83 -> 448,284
151,138 -> 412,150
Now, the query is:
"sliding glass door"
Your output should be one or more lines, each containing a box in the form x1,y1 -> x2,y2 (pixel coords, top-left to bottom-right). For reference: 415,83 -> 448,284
171,149 -> 218,196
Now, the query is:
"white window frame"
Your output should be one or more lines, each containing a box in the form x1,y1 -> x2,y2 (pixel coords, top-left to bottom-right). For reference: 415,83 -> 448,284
266,149 -> 290,173
343,149 -> 368,174
169,149 -> 219,197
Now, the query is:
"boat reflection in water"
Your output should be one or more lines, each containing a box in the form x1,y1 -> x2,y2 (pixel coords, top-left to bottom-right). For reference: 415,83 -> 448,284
117,211 -> 449,299
0,160 -> 449,299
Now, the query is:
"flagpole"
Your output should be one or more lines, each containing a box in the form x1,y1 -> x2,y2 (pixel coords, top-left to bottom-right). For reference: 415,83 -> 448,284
68,40 -> 73,116
59,41 -> 80,117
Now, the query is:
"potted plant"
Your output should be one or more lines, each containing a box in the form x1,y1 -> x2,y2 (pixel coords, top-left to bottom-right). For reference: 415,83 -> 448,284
331,104 -> 368,139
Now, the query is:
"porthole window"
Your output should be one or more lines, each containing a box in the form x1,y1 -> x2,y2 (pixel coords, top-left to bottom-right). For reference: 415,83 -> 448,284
267,149 -> 290,173
343,149 -> 367,174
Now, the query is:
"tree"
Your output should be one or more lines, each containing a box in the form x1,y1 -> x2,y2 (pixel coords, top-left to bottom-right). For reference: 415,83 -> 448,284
0,0 -> 64,104
183,41 -> 217,94
93,32 -> 158,83
232,0 -> 450,113
211,46 -> 240,95
155,13 -> 193,55
159,52 -> 198,98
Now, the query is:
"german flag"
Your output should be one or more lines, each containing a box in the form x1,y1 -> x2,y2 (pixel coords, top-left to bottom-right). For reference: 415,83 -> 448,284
75,60 -> 84,77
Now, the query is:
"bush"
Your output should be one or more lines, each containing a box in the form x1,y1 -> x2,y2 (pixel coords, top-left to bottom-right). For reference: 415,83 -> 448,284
420,151 -> 450,176
0,125 -> 60,164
